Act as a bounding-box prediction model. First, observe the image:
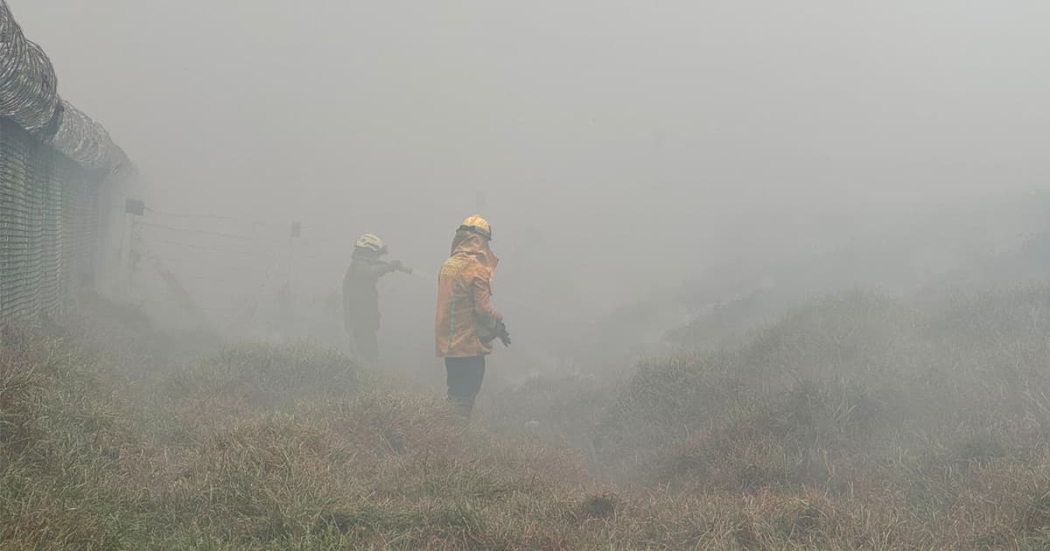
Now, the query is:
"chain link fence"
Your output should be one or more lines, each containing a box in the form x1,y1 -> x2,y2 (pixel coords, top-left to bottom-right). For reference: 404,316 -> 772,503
0,1 -> 133,330
0,116 -> 102,327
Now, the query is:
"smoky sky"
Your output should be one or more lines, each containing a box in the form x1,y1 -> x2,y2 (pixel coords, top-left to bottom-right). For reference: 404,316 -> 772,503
12,1 -> 1050,306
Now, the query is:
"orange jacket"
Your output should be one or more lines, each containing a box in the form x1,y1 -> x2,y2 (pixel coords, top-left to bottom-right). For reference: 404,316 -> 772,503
435,231 -> 501,358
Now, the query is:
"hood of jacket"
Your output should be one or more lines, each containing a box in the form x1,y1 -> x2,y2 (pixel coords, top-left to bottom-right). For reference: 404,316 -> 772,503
450,230 -> 498,272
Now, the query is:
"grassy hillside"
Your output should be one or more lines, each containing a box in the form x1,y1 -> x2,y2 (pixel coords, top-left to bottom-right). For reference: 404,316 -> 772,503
7,288 -> 1050,548
0,332 -> 594,550
599,289 -> 1050,476
489,287 -> 1050,548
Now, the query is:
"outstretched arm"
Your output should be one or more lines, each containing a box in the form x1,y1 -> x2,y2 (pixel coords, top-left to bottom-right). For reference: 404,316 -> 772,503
360,259 -> 407,279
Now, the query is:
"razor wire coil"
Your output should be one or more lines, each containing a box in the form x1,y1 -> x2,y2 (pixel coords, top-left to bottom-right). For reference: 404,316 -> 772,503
0,0 -> 130,173
0,2 -> 129,328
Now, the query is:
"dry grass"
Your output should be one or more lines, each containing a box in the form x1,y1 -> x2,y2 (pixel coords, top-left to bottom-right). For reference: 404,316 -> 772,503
7,288 -> 1050,548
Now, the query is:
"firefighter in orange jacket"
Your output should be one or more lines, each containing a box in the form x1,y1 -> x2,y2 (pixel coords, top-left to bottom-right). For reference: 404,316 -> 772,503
435,215 -> 509,418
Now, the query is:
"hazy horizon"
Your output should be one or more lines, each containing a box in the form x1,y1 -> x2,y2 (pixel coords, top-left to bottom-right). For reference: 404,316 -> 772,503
13,1 -> 1050,335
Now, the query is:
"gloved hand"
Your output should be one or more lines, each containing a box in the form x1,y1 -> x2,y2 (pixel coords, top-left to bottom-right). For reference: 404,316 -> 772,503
496,320 -> 511,347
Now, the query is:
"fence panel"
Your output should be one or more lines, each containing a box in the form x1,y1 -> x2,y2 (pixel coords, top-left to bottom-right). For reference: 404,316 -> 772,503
0,1 -> 131,330
0,117 -> 101,328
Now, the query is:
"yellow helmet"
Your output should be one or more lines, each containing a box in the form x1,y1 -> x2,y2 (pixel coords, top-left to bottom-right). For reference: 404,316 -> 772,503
458,215 -> 492,240
355,233 -> 387,254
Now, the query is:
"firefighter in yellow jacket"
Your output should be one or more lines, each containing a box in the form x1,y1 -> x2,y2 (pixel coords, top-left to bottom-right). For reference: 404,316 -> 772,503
435,215 -> 509,418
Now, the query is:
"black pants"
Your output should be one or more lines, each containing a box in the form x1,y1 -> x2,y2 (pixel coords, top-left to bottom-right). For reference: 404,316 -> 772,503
445,356 -> 485,418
